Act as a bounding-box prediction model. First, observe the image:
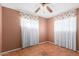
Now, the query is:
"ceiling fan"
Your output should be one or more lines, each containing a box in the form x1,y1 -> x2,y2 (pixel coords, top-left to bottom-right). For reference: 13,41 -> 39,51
35,3 -> 53,13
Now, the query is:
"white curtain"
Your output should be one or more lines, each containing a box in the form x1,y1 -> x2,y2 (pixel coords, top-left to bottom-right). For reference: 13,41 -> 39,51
54,16 -> 76,51
20,16 -> 39,48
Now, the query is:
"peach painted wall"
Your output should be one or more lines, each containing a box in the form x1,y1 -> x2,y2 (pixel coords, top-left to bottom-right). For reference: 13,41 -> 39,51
39,17 -> 48,42
2,7 -> 21,51
77,8 -> 79,50
47,18 -> 54,42
0,7 -> 2,52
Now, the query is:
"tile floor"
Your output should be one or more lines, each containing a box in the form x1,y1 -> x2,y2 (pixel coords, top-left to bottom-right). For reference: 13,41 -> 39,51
1,42 -> 79,56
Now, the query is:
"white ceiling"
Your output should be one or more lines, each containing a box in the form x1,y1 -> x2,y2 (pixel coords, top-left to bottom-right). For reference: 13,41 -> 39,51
1,3 -> 79,18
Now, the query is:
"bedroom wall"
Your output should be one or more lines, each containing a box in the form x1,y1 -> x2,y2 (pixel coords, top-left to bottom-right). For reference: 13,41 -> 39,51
0,7 -> 2,52
47,18 -> 54,42
39,17 -> 48,42
77,8 -> 79,50
2,7 -> 21,51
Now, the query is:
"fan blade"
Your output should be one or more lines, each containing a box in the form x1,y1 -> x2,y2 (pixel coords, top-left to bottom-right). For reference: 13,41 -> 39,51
35,7 -> 40,13
46,6 -> 52,13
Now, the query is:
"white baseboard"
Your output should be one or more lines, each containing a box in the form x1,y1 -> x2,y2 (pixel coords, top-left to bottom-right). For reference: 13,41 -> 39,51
47,41 -> 55,44
0,48 -> 21,55
77,50 -> 79,52
38,41 -> 50,45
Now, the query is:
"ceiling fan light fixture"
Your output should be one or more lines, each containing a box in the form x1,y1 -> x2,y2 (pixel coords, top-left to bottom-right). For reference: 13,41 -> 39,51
35,3 -> 53,13
46,6 -> 53,13
41,3 -> 46,6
